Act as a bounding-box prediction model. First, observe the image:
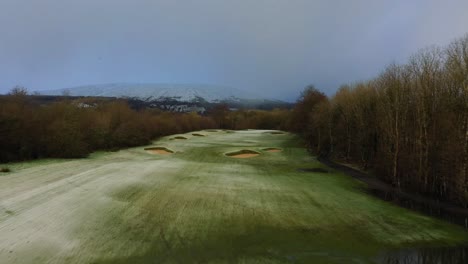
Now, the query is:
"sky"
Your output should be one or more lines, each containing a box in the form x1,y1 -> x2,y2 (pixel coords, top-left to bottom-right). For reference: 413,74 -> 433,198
1,0 -> 468,101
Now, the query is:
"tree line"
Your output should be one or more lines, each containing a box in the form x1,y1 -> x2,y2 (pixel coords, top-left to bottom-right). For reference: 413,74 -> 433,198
0,90 -> 217,161
0,89 -> 289,163
289,34 -> 468,206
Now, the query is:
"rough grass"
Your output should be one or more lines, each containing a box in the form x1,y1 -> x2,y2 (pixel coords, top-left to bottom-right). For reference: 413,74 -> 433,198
0,130 -> 467,263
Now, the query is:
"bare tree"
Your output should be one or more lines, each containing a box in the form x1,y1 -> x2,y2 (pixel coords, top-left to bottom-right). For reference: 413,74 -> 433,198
8,86 -> 28,96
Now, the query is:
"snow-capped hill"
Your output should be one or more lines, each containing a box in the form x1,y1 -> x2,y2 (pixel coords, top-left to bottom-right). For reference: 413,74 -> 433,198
39,83 -> 267,103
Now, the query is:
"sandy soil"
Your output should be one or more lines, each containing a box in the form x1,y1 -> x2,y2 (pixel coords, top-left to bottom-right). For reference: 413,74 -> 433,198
144,147 -> 174,155
146,149 -> 172,155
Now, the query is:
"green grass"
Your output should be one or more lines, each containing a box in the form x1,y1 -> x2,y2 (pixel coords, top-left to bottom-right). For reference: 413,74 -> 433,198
91,130 -> 468,263
1,130 -> 467,263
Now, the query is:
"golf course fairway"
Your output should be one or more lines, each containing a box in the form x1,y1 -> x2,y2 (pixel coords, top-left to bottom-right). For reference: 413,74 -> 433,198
0,130 -> 467,263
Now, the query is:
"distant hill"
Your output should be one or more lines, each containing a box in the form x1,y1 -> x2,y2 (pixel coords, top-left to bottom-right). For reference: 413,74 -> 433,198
37,83 -> 292,112
40,83 -> 268,102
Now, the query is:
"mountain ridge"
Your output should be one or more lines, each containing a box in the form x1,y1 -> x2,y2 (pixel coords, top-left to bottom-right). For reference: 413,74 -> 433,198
38,83 -> 280,103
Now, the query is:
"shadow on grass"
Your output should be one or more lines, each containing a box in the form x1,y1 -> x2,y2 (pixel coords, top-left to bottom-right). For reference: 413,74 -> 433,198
91,224 -> 381,264
376,246 -> 468,264
92,222 -> 468,264
0,167 -> 11,173
297,168 -> 329,173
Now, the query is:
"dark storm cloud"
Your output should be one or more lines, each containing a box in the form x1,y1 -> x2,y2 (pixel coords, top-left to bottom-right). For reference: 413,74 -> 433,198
1,0 -> 468,101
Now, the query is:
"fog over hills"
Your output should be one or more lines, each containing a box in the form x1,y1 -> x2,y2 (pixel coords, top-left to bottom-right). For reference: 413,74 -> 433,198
39,83 -> 276,103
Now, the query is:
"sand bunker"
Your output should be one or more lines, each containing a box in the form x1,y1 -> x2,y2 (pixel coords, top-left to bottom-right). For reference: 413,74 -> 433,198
205,129 -> 219,132
192,133 -> 206,137
171,136 -> 188,140
225,150 -> 260,159
262,147 -> 282,153
144,147 -> 174,155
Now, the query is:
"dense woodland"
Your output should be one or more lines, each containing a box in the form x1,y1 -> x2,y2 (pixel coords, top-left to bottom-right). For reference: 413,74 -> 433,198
290,34 -> 468,206
1,34 -> 467,207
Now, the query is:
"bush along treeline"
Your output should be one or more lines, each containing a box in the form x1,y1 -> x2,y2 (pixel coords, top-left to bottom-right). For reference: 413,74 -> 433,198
289,34 -> 468,206
0,89 -> 290,163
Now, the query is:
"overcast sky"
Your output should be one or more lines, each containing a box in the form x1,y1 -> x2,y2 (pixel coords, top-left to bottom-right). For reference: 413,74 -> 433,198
1,0 -> 467,101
